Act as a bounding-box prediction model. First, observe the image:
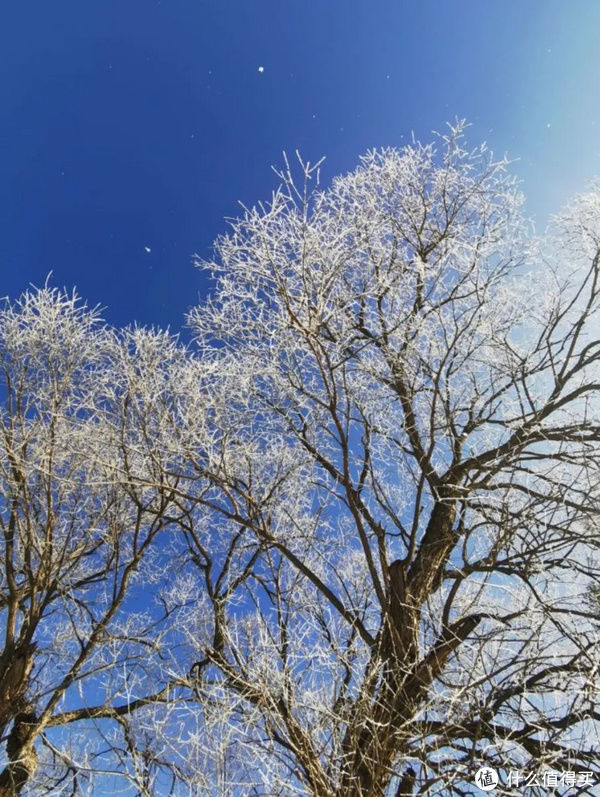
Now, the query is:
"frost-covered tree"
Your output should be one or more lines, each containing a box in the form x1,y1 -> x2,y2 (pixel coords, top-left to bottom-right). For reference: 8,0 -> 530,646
3,124 -> 600,796
177,124 -> 600,794
0,289 -> 197,795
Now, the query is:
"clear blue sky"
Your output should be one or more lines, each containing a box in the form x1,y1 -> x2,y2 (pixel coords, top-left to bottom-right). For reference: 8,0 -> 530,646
2,1 -> 599,331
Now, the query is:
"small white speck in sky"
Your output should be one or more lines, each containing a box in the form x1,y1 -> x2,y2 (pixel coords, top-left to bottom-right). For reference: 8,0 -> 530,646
258,66 -> 264,73
144,246 -> 151,253
546,123 -> 551,128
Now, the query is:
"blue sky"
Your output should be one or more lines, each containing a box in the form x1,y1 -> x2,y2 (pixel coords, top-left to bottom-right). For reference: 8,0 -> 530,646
2,1 -> 599,332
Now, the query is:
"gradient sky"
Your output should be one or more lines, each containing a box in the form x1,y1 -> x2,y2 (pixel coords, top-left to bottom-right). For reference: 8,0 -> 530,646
2,1 -> 600,333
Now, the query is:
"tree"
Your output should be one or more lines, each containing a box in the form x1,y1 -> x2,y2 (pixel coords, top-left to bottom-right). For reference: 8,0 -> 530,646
177,124 -> 600,794
0,289 -> 197,794
2,123 -> 600,796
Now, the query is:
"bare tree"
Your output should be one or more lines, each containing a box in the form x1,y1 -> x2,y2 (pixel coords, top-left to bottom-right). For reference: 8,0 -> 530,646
4,124 -> 600,796
0,288 -> 197,794
177,124 -> 600,794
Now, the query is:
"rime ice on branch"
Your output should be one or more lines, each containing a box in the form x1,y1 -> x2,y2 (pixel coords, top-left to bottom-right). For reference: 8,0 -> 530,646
185,123 -> 600,795
2,123 -> 600,795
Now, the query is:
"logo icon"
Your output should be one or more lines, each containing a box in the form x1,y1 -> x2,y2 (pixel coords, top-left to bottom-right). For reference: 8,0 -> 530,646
474,767 -> 499,791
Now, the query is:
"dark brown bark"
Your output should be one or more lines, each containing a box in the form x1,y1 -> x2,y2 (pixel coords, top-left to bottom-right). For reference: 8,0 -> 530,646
395,767 -> 416,797
0,709 -> 38,796
0,645 -> 37,796
0,645 -> 35,740
338,497 -> 466,796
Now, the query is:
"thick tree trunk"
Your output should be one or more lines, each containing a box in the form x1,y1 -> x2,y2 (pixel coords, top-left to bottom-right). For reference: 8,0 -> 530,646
0,646 -> 37,796
0,645 -> 35,740
337,500 -> 460,796
0,710 -> 38,796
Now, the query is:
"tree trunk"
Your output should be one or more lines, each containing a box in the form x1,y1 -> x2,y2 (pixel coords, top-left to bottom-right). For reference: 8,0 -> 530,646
0,645 -> 35,741
0,645 -> 38,795
0,710 -> 38,796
